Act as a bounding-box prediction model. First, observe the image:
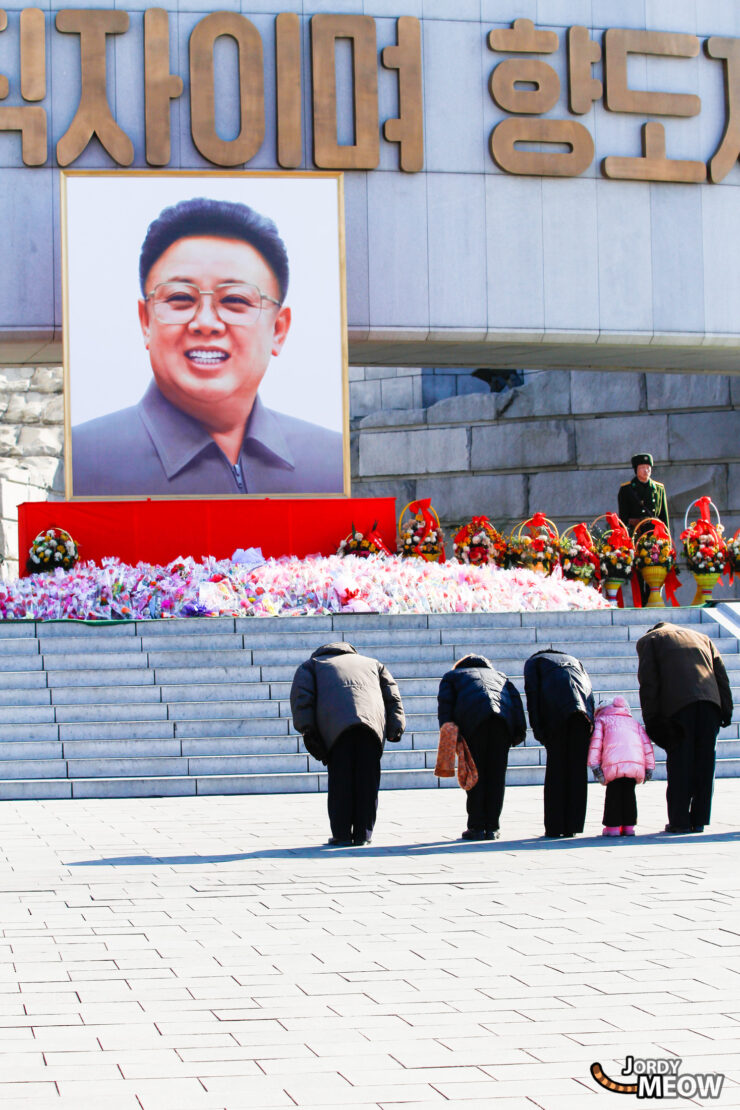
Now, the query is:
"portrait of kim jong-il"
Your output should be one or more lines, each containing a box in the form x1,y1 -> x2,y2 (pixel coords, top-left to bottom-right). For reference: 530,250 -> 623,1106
69,188 -> 346,497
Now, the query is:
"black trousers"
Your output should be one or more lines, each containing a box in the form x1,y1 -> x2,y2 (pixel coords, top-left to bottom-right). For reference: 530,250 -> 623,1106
603,777 -> 638,828
542,716 -> 591,836
465,718 -> 511,832
665,701 -> 720,829
326,725 -> 381,842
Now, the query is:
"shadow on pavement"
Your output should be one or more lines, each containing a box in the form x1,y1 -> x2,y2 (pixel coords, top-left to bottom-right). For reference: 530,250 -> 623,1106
66,827 -> 740,866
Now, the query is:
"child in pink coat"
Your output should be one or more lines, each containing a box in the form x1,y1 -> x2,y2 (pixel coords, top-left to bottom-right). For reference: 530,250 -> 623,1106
588,695 -> 655,837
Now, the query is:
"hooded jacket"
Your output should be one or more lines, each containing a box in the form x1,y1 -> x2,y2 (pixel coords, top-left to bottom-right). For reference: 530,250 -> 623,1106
523,649 -> 595,744
636,622 -> 733,733
290,642 -> 405,755
437,654 -> 526,746
587,696 -> 655,784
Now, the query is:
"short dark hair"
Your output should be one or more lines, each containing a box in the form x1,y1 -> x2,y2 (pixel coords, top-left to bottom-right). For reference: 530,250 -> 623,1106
139,197 -> 289,301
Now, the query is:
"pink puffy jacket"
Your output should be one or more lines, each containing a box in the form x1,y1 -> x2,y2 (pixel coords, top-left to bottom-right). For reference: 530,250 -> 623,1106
588,696 -> 655,784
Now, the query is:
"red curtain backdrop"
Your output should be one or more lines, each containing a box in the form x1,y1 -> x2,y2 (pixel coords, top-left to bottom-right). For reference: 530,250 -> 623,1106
18,498 -> 396,576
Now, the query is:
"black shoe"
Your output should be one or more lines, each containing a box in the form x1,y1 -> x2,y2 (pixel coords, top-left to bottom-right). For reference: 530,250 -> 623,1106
461,828 -> 486,841
561,832 -> 577,838
662,824 -> 691,835
352,836 -> 372,846
484,829 -> 500,840
690,825 -> 705,833
327,836 -> 352,846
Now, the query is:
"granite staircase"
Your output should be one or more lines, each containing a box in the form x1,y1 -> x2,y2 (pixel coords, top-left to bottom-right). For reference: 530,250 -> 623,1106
0,606 -> 738,800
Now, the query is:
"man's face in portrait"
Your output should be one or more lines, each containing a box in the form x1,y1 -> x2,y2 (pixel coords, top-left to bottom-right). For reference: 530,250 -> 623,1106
636,463 -> 652,483
137,235 -> 291,429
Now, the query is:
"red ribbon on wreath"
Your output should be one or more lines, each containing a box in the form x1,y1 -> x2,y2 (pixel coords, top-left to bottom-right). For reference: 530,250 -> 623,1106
527,512 -> 557,538
366,521 -> 392,556
571,523 -> 600,581
605,513 -> 633,549
407,499 -> 445,563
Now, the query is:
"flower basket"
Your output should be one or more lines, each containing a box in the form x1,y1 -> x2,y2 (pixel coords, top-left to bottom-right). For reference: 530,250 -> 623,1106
398,499 -> 445,563
634,518 -> 678,608
337,521 -> 391,559
508,514 -> 560,574
453,516 -> 506,567
591,514 -> 634,601
27,527 -> 79,575
680,497 -> 727,606
727,529 -> 740,578
559,524 -> 600,586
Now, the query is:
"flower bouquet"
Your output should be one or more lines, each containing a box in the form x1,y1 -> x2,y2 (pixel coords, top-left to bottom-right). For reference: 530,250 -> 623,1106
727,530 -> 740,578
507,514 -> 559,574
633,518 -> 678,608
591,514 -> 635,602
337,522 -> 391,559
453,516 -> 506,567
398,499 -> 445,563
680,496 -> 727,605
559,523 -> 600,586
27,527 -> 79,575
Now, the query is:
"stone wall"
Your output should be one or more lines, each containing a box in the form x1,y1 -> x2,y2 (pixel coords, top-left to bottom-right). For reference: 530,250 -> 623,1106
0,367 -> 64,577
352,369 -> 740,606
1,363 -> 739,607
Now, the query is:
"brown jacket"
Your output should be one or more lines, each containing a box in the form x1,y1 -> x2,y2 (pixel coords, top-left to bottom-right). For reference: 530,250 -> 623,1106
636,623 -> 733,731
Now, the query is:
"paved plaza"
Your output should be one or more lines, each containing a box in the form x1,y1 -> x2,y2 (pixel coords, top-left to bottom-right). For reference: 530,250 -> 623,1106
0,781 -> 738,1110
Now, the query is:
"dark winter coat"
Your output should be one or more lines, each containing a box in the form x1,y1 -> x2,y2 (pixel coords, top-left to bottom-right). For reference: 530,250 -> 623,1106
290,642 -> 405,756
523,649 -> 595,745
437,654 -> 526,746
636,622 -> 733,739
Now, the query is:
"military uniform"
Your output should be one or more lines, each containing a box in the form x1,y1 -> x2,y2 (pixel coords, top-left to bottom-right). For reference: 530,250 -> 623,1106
617,477 -> 670,534
618,452 -> 671,606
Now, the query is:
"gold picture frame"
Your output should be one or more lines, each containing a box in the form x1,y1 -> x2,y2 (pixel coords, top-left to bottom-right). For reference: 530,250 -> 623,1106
61,168 -> 350,501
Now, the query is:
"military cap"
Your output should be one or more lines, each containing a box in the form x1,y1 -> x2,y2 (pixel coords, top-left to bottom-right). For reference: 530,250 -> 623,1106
631,453 -> 653,470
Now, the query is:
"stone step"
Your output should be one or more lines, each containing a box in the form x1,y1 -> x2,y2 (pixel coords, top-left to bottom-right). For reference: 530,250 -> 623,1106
0,734 -> 736,774
43,652 -> 152,671
37,635 -> 146,655
0,607 -> 733,799
46,669 -> 156,688
51,685 -> 162,705
58,721 -> 176,742
0,639 -> 39,656
0,753 -> 738,801
173,718 -> 291,738
61,739 -> 181,759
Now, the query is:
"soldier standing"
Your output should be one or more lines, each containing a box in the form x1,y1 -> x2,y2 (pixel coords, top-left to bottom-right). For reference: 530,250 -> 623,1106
618,453 -> 670,605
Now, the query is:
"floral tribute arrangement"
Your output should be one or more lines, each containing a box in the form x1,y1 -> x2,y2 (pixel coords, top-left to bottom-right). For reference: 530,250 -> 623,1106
337,522 -> 391,559
27,528 -> 79,575
0,552 -> 611,622
507,514 -> 560,574
398,499 -> 445,563
727,530 -> 740,579
633,521 -> 677,572
453,516 -> 506,567
680,497 -> 727,575
559,524 -> 600,586
633,518 -> 680,607
592,514 -> 635,583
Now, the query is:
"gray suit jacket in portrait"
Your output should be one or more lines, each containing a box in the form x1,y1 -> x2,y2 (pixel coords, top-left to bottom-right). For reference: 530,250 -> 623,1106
71,382 -> 345,496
